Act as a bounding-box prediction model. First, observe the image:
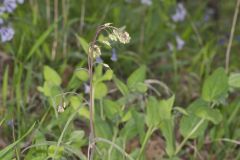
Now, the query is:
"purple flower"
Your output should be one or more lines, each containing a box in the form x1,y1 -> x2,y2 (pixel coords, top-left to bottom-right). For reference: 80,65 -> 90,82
171,3 -> 186,22
176,35 -> 185,50
0,26 -> 15,42
0,18 -> 4,25
3,0 -> 17,13
7,119 -> 14,127
96,56 -> 103,63
111,48 -> 118,61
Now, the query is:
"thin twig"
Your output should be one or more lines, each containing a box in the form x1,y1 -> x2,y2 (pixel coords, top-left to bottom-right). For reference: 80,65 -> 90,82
225,0 -> 240,73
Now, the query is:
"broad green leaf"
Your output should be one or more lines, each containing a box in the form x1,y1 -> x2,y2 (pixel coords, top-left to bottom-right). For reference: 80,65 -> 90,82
194,107 -> 223,124
69,130 -> 85,143
132,111 -> 145,143
94,115 -> 112,140
158,95 -> 175,120
101,69 -> 113,81
75,69 -> 89,81
103,99 -> 121,119
127,66 -> 146,89
179,100 -> 208,139
70,96 -> 82,109
146,96 -> 160,127
180,114 -> 208,139
202,68 -> 228,102
160,119 -> 175,157
94,82 -> 108,99
41,81 -> 61,97
113,76 -> 129,96
229,73 -> 240,88
79,107 -> 90,120
135,82 -> 148,93
43,66 -> 62,86
76,35 -> 89,54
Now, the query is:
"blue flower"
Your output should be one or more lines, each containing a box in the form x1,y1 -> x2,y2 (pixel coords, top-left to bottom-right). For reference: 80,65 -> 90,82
3,0 -> 17,13
0,18 -> 4,25
96,56 -> 103,63
0,26 -> 15,42
171,3 -> 186,22
0,7 -> 5,15
111,48 -> 118,61
176,35 -> 185,50
7,119 -> 14,127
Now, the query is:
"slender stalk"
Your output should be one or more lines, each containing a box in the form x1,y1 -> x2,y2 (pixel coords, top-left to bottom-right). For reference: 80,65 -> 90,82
51,0 -> 59,60
80,0 -> 86,34
87,25 -> 108,160
175,119 -> 205,155
137,126 -> 154,160
225,0 -> 240,73
46,0 -> 51,27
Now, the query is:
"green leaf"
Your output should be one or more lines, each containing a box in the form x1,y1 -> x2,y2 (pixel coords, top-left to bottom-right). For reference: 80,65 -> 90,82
75,69 -> 89,81
26,23 -> 56,60
43,66 -> 62,86
174,107 -> 188,115
160,119 -> 175,157
94,115 -> 112,140
101,69 -> 113,81
70,96 -> 82,109
69,130 -> 85,142
127,66 -> 146,89
158,95 -> 175,120
103,99 -> 121,119
179,100 -> 209,139
113,76 -> 129,96
76,35 -> 89,54
229,73 -> 240,88
194,107 -> 223,124
202,68 -> 229,102
48,145 -> 64,159
135,82 -> 148,93
146,96 -> 160,127
94,82 -> 108,99
180,114 -> 208,139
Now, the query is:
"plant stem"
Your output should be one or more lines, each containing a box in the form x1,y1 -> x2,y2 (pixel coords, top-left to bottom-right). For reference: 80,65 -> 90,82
87,25 -> 108,160
175,119 -> 205,155
225,0 -> 240,73
137,126 -> 154,160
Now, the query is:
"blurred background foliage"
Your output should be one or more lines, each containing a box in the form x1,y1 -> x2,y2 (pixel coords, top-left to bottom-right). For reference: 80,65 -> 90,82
1,0 -> 240,159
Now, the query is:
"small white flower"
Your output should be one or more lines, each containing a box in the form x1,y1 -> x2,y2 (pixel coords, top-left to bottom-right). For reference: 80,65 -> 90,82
171,3 -> 187,22
84,84 -> 90,94
176,35 -> 185,50
17,0 -> 24,4
167,42 -> 174,51
141,0 -> 152,6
